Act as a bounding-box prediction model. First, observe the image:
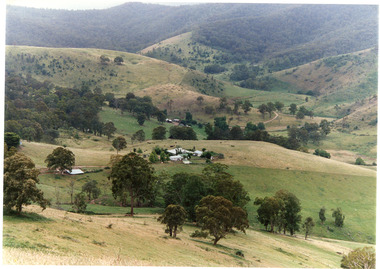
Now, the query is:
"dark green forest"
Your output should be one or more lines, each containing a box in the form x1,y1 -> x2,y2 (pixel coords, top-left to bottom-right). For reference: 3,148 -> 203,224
7,3 -> 377,71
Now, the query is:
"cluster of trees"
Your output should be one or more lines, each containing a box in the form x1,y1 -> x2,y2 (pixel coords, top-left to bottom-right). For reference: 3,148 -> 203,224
108,93 -> 166,126
163,163 -> 250,220
289,104 -> 314,119
4,74 -> 112,143
287,120 -> 331,146
254,190 -> 302,235
205,116 -> 303,150
160,163 -> 250,244
258,101 -> 284,118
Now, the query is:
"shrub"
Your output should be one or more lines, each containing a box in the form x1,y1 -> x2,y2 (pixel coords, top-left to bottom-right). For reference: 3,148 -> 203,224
313,149 -> 331,158
355,157 -> 365,165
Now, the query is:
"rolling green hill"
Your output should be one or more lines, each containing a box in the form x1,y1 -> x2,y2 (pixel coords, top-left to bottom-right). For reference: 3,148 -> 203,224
3,138 -> 375,265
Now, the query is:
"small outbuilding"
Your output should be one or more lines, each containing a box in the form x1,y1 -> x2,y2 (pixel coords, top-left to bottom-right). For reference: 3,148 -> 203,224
193,150 -> 203,156
169,155 -> 183,162
65,169 -> 84,175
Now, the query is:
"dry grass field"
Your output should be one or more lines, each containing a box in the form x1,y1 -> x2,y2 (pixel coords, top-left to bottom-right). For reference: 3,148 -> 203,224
3,205 -> 371,267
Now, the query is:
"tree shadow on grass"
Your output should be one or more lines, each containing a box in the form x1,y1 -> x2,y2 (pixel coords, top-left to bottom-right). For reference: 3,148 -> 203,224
190,238 -> 246,260
3,209 -> 53,223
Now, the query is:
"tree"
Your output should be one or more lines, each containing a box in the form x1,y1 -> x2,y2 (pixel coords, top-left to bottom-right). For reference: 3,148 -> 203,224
158,204 -> 187,238
4,132 -> 20,149
254,196 -> 283,232
103,122 -> 116,140
149,151 -> 159,163
196,195 -> 249,245
341,247 -> 375,269
319,207 -> 326,224
108,153 -> 156,216
82,180 -> 101,200
242,100 -> 252,114
169,126 -> 197,140
164,173 -> 206,221
296,111 -> 305,119
275,190 -> 302,235
320,119 -> 331,136
275,101 -> 284,112
114,56 -> 124,65
68,179 -> 76,204
258,103 -> 268,118
132,129 -> 145,143
219,97 -> 228,110
332,207 -> 345,227
152,126 -> 166,140
45,147 -> 75,174
4,153 -> 49,213
303,217 -> 315,240
157,111 -> 166,124
100,55 -> 110,65
73,192 -> 87,213
267,102 -> 276,118
289,103 -> 297,115
137,113 -> 146,126
196,96 -> 204,105
355,157 -> 365,165
112,136 -> 127,154
229,126 -> 244,140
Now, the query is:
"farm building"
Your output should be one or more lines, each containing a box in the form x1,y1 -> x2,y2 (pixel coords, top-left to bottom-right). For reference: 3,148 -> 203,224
193,150 -> 203,156
65,169 -> 84,175
169,155 -> 183,161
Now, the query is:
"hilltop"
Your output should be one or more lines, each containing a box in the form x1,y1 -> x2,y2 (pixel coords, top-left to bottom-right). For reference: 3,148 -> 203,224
7,3 -> 377,71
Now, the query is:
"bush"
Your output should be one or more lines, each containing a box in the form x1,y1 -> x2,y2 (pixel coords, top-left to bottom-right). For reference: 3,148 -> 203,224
313,149 -> 331,158
355,157 -> 365,165
341,247 -> 375,269
73,192 -> 87,213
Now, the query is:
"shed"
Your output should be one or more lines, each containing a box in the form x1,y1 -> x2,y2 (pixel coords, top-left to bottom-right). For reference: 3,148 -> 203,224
66,169 -> 84,175
193,150 -> 203,156
182,159 -> 191,165
169,155 -> 183,161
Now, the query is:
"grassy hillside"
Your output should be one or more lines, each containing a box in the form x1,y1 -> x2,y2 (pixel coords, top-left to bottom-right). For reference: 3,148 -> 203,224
273,48 -> 378,117
3,206 -> 371,267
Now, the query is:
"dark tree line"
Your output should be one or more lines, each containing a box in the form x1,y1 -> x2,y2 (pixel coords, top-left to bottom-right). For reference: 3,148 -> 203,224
205,116 -> 303,150
4,74 -> 108,143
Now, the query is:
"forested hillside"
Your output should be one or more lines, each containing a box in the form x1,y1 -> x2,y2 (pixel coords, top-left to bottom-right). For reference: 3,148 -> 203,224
7,3 -> 377,71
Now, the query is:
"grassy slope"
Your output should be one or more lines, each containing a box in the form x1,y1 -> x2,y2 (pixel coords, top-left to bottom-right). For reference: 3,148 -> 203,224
19,139 -> 376,244
272,48 -> 378,117
3,205 -> 371,267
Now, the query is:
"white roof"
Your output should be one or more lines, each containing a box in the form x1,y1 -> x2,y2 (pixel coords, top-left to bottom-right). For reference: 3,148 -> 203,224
169,155 -> 183,161
183,160 -> 191,164
194,150 -> 203,155
66,169 -> 84,175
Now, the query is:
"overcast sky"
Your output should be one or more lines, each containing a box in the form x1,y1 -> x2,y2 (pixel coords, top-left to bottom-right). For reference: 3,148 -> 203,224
6,0 -> 377,10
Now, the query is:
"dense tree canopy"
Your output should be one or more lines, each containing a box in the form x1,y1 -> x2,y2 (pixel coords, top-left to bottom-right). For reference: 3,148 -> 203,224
158,204 -> 187,238
108,153 -> 156,216
4,152 -> 49,213
195,195 -> 249,245
45,147 -> 75,174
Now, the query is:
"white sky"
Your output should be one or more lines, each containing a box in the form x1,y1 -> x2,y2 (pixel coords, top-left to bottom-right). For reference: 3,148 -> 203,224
6,0 -> 380,10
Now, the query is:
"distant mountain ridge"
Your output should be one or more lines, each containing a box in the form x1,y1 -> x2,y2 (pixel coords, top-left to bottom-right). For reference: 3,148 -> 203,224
6,3 -> 378,70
